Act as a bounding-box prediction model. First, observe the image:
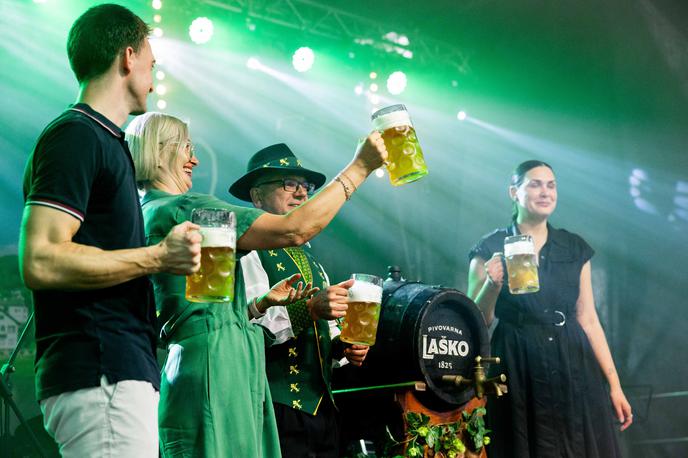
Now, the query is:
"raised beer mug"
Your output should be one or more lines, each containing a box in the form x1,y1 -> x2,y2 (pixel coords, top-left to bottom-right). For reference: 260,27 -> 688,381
340,273 -> 383,346
185,208 -> 237,303
371,104 -> 429,186
504,234 -> 540,295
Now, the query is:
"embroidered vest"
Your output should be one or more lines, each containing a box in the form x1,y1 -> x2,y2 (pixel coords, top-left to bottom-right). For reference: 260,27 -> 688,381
258,245 -> 334,415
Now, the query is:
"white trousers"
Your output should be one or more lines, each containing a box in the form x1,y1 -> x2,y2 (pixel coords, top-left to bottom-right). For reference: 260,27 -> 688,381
40,375 -> 159,458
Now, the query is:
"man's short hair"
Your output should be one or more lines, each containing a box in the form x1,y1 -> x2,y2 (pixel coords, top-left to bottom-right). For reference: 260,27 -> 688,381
67,4 -> 150,83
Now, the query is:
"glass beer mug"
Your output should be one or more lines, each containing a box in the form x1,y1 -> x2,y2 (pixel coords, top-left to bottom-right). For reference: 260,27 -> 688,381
186,208 -> 237,303
340,273 -> 384,346
371,104 -> 429,186
504,234 -> 540,294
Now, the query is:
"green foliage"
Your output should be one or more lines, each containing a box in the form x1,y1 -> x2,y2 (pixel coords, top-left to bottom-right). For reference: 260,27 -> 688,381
461,407 -> 489,450
385,408 -> 490,457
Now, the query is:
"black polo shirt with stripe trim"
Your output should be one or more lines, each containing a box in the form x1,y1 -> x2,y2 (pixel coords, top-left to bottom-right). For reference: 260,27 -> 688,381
23,103 -> 159,400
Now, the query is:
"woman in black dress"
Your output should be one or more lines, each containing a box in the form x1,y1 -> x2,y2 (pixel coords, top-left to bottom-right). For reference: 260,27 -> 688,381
467,160 -> 632,457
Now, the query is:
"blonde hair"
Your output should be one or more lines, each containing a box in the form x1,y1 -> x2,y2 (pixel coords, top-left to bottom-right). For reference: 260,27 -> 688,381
125,112 -> 189,188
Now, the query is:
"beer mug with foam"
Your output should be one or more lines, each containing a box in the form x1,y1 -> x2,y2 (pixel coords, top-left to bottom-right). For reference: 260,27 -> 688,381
371,104 -> 429,186
340,273 -> 384,346
185,208 -> 237,303
504,234 -> 540,294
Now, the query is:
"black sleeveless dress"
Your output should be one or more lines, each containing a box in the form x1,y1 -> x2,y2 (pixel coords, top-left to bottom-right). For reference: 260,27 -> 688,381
469,223 -> 621,458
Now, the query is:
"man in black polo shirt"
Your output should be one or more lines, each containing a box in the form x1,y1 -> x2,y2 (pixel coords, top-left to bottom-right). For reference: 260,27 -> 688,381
19,5 -> 201,457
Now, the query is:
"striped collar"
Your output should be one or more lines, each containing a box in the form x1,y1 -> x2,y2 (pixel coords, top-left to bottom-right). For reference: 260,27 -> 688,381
68,103 -> 122,138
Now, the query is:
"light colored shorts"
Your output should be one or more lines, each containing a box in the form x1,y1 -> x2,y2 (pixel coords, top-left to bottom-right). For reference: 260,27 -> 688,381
40,375 -> 159,458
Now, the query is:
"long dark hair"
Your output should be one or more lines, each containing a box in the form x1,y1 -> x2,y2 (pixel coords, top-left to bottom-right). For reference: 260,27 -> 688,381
510,160 -> 554,222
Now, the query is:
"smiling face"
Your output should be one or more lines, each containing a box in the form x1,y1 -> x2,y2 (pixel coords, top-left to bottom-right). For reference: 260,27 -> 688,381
510,165 -> 558,222
162,139 -> 199,194
250,173 -> 310,215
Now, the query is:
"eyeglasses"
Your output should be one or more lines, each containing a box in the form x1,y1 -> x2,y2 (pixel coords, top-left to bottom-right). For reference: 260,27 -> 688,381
185,142 -> 195,159
255,178 -> 316,195
163,140 -> 195,159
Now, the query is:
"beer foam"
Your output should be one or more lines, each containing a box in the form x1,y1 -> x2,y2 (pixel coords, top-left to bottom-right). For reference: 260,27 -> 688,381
372,110 -> 413,131
504,240 -> 534,257
348,280 -> 382,303
199,226 -> 236,248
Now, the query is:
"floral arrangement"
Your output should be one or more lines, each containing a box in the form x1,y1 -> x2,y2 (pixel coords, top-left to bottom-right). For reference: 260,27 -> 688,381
385,408 -> 490,458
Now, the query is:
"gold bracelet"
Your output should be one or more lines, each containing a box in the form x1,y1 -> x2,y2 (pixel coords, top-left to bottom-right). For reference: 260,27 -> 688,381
339,171 -> 358,193
334,176 -> 351,201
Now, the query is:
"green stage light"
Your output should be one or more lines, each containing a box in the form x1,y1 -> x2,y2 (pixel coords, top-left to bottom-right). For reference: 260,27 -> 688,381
292,47 -> 315,72
246,57 -> 261,70
189,17 -> 214,44
386,71 -> 407,95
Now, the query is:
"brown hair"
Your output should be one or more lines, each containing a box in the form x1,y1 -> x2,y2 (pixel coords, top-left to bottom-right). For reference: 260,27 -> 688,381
67,4 -> 150,83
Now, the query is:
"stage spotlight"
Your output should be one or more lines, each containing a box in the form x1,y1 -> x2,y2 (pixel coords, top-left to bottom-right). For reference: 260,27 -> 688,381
153,27 -> 164,38
369,94 -> 380,105
354,83 -> 364,95
155,84 -> 167,96
457,111 -> 467,121
375,168 -> 385,178
246,57 -> 261,70
402,50 -> 413,59
152,0 -> 162,10
292,47 -> 315,72
386,71 -> 407,95
369,83 -> 378,93
369,71 -> 378,80
157,99 -> 167,110
153,14 -> 162,23
156,70 -> 166,81
189,17 -> 214,44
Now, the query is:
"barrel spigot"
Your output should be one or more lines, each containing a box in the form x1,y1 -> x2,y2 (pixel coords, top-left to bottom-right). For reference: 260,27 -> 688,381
440,356 -> 508,399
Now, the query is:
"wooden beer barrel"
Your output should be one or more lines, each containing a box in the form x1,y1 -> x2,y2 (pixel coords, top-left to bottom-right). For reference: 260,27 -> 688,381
341,280 -> 490,409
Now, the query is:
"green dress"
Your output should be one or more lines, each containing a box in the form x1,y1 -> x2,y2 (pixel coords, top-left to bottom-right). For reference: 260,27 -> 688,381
141,189 -> 281,458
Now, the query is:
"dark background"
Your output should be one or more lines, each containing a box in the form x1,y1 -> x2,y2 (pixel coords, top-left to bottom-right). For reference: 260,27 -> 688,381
1,0 -> 686,456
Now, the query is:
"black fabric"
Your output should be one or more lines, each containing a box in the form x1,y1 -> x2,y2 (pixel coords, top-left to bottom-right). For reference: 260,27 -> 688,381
23,103 -> 158,401
469,224 -> 621,458
273,397 -> 339,458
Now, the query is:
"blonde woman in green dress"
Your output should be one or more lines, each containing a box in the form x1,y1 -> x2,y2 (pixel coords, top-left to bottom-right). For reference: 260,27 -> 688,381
125,112 -> 387,457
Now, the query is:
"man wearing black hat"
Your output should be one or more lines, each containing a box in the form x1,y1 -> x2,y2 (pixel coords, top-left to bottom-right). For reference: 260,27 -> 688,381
231,143 -> 369,458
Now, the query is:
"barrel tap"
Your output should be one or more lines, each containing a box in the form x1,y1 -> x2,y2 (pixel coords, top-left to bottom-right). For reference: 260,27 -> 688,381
441,356 -> 508,399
